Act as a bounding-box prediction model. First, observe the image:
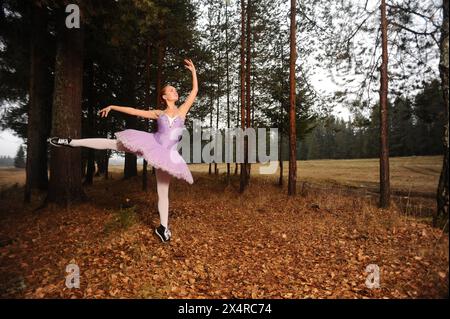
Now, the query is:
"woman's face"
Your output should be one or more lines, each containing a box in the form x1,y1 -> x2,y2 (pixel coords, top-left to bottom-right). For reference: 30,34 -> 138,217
163,86 -> 179,102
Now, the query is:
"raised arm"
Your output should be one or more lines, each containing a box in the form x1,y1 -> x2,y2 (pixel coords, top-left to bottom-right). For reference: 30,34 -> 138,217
98,105 -> 162,119
130,108 -> 162,119
178,59 -> 198,117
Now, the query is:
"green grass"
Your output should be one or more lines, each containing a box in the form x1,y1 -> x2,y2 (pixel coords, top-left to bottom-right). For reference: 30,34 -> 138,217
103,205 -> 138,235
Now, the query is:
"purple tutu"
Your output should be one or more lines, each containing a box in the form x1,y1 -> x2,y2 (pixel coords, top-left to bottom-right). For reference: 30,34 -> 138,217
114,113 -> 193,184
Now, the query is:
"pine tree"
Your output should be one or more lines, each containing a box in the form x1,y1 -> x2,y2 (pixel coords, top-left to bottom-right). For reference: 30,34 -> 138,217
14,145 -> 26,168
390,96 -> 414,157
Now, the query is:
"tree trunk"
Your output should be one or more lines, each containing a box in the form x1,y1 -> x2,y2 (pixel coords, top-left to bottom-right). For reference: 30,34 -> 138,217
288,0 -> 297,196
279,34 -> 285,187
235,91 -> 240,175
104,150 -> 110,180
209,74 -> 213,175
97,113 -> 110,179
225,0 -> 231,181
209,104 -> 213,175
245,0 -> 252,186
123,119 -> 138,179
435,0 -> 449,229
83,59 -> 95,186
379,0 -> 390,208
142,43 -> 153,191
24,3 -> 52,203
214,6 -> 222,176
153,38 -> 165,179
47,7 -> 86,205
239,0 -> 247,193
123,57 -> 138,179
279,104 -> 284,187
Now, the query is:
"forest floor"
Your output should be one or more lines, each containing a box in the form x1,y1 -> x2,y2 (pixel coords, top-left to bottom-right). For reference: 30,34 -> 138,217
0,156 -> 448,298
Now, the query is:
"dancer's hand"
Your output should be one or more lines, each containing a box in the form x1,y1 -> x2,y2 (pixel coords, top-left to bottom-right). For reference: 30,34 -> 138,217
184,59 -> 196,73
98,106 -> 112,118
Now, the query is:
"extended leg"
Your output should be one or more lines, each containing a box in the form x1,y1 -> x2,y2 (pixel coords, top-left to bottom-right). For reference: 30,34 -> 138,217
69,138 -> 120,150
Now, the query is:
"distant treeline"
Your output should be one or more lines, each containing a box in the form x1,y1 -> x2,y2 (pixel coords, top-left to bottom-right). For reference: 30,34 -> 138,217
0,144 -> 26,168
280,79 -> 445,160
0,155 -> 14,166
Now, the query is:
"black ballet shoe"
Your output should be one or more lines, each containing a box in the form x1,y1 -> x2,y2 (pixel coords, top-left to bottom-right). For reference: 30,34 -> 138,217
155,224 -> 171,243
47,137 -> 74,148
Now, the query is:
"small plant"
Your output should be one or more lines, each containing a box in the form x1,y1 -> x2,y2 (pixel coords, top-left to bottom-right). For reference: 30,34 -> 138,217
103,205 -> 137,235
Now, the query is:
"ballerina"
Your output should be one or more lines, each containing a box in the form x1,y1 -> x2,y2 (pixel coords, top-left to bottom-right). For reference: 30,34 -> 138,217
48,58 -> 198,243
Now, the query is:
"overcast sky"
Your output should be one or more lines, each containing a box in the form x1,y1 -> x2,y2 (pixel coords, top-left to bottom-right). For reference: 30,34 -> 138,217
0,129 -> 22,157
0,5 -> 353,158
8,0 -> 439,157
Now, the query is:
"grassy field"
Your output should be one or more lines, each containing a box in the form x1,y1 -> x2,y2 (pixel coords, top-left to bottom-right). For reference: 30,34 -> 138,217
1,155 -> 443,197
189,155 -> 443,197
0,155 -> 447,298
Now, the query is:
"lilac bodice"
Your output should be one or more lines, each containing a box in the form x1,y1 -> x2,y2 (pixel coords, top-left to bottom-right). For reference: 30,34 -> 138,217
154,113 -> 186,149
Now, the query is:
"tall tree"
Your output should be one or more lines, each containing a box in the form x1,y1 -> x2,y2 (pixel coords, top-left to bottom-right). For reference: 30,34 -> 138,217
379,0 -> 390,208
122,58 -> 138,180
142,43 -> 153,191
244,0 -> 252,186
14,145 -> 25,168
413,80 -> 445,155
390,96 -> 414,157
278,32 -> 285,187
436,0 -> 449,228
288,0 -> 297,196
239,0 -> 247,193
82,58 -> 96,186
214,4 -> 222,176
47,5 -> 86,205
24,1 -> 53,202
224,0 -> 231,181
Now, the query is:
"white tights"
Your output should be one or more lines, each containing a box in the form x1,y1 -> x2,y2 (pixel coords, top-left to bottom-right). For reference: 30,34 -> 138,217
155,168 -> 171,228
69,138 -> 121,150
69,138 -> 172,228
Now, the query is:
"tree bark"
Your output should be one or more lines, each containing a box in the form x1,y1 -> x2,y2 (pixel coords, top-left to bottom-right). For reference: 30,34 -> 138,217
239,0 -> 247,193
235,93 -> 240,176
142,42 -> 153,191
435,0 -> 449,228
245,0 -> 252,186
279,35 -> 285,187
47,7 -> 86,205
97,110 -> 110,179
24,3 -> 53,203
279,103 -> 284,187
123,57 -> 138,179
379,0 -> 390,208
83,59 -> 95,186
215,7 -> 221,176
225,0 -> 231,181
288,0 -> 297,196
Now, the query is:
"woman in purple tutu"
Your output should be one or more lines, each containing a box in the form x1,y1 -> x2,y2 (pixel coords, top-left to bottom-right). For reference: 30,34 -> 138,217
48,59 -> 198,243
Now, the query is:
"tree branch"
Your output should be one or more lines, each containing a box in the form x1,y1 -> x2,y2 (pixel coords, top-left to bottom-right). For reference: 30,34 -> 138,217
386,3 -> 440,28
391,21 -> 439,37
